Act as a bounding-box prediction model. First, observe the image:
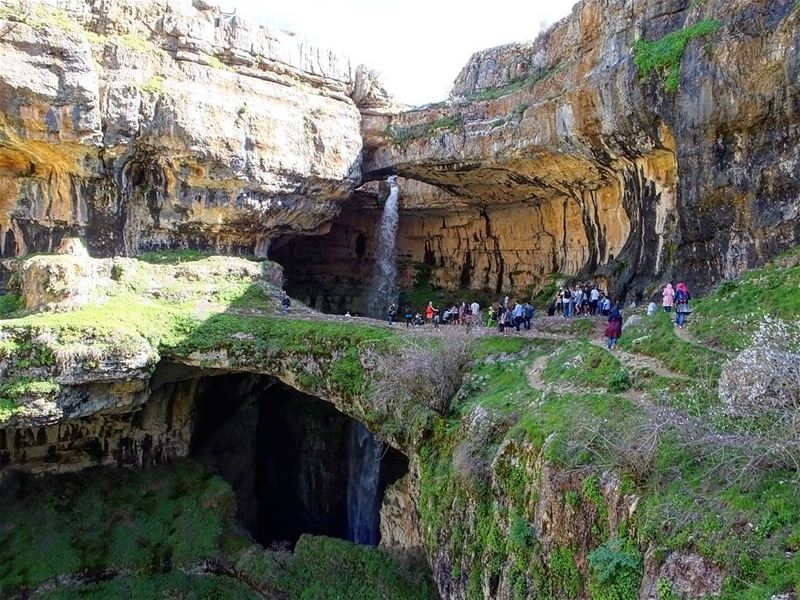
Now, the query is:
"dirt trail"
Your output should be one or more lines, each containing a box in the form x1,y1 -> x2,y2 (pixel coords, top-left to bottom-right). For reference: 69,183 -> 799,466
525,347 -> 698,429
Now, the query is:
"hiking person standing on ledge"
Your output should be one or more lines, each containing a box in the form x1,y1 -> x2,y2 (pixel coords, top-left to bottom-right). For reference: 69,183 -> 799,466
605,303 -> 623,349
662,283 -> 675,313
388,303 -> 397,325
281,293 -> 291,315
674,282 -> 692,328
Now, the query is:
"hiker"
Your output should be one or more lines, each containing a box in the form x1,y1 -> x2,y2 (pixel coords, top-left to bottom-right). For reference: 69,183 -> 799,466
555,289 -> 563,315
590,286 -> 600,315
605,304 -> 623,349
572,287 -> 583,317
581,286 -> 591,315
547,301 -> 556,317
487,305 -> 497,327
425,302 -> 435,324
662,283 -> 675,313
600,295 -> 612,316
433,307 -> 440,329
523,302 -> 534,330
674,282 -> 692,328
404,306 -> 413,328
281,294 -> 291,316
414,312 -> 424,326
470,300 -> 480,326
647,301 -> 658,316
512,301 -> 525,331
457,301 -> 466,325
563,287 -> 572,317
388,303 -> 397,325
497,306 -> 507,333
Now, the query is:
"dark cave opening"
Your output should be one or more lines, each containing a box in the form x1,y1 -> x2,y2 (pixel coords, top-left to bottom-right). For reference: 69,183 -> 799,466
187,368 -> 408,549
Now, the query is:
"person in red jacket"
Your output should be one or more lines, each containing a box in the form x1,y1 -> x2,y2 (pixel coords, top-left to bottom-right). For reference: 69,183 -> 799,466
425,302 -> 435,324
605,304 -> 623,350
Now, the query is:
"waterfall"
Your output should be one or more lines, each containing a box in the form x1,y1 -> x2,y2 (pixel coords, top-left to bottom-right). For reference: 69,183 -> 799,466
346,422 -> 384,545
367,176 -> 400,318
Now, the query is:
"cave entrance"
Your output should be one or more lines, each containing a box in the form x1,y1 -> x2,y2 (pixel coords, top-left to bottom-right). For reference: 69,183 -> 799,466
185,368 -> 408,549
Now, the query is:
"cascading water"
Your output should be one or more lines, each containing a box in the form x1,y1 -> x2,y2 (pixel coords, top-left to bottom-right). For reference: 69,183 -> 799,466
346,422 -> 384,545
367,176 -> 400,318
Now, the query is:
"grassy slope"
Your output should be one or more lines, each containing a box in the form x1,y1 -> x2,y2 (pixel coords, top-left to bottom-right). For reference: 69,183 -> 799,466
418,250 -> 800,599
690,246 -> 800,351
0,462 -> 435,599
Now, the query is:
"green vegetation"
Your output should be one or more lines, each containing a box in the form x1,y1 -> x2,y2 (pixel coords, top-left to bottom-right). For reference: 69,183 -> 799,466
0,4 -> 83,34
618,311 -> 724,378
0,377 -> 59,421
398,264 -> 498,316
0,462 -> 433,599
0,254 -> 409,433
542,339 -> 630,392
633,20 -> 721,91
387,116 -> 463,145
690,246 -> 800,351
587,538 -> 643,600
139,74 -> 166,95
0,293 -> 21,316
466,66 -> 561,101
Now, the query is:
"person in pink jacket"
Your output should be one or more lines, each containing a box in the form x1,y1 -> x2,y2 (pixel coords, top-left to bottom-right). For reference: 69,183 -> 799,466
662,283 -> 675,313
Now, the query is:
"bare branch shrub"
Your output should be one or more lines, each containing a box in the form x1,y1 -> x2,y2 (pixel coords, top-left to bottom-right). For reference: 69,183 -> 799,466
371,336 -> 470,417
564,407 -> 667,483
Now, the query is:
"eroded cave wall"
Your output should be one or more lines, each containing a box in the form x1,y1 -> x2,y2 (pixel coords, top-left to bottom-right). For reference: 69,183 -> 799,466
0,0 -> 366,259
271,172 -> 645,311
360,0 -> 799,296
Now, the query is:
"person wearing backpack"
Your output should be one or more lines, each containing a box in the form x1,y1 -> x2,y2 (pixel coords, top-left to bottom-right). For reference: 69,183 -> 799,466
563,287 -> 572,317
281,294 -> 291,315
605,303 -> 623,349
674,282 -> 692,328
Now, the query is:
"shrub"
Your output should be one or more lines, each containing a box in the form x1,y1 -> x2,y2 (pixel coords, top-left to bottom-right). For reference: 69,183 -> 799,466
588,538 -> 643,600
633,20 -> 721,91
372,337 -> 469,416
609,370 -> 632,393
715,316 -> 800,475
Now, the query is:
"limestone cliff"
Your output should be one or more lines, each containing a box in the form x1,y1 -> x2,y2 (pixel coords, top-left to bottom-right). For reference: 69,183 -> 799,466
353,0 -> 799,300
0,0 -> 381,258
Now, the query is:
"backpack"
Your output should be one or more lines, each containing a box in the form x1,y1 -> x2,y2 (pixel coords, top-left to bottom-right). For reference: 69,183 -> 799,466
563,289 -> 571,299
675,290 -> 686,303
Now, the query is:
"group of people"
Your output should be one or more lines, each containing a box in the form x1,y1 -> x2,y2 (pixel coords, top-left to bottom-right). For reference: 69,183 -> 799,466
657,282 -> 692,327
551,285 -> 612,317
487,297 -> 535,332
389,300 -> 482,329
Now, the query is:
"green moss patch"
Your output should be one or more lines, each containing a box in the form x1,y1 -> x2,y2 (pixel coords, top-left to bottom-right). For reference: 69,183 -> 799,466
633,20 -> 721,91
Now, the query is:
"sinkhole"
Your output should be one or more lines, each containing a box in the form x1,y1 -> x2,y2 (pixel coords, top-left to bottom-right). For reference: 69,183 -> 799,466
184,367 -> 408,548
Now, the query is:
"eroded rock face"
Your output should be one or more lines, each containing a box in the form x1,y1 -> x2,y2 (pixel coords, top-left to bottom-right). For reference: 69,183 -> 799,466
360,0 -> 799,298
0,0 -> 366,257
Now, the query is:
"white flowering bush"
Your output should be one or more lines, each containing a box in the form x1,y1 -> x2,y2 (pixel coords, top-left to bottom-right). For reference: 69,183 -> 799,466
717,316 -> 800,472
719,316 -> 800,417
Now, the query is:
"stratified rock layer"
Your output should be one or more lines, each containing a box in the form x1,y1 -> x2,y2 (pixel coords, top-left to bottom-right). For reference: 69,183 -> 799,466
359,0 -> 799,299
0,0 -> 367,257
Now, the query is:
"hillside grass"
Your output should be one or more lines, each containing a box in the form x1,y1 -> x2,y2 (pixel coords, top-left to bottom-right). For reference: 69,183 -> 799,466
689,247 -> 800,351
618,311 -> 725,379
